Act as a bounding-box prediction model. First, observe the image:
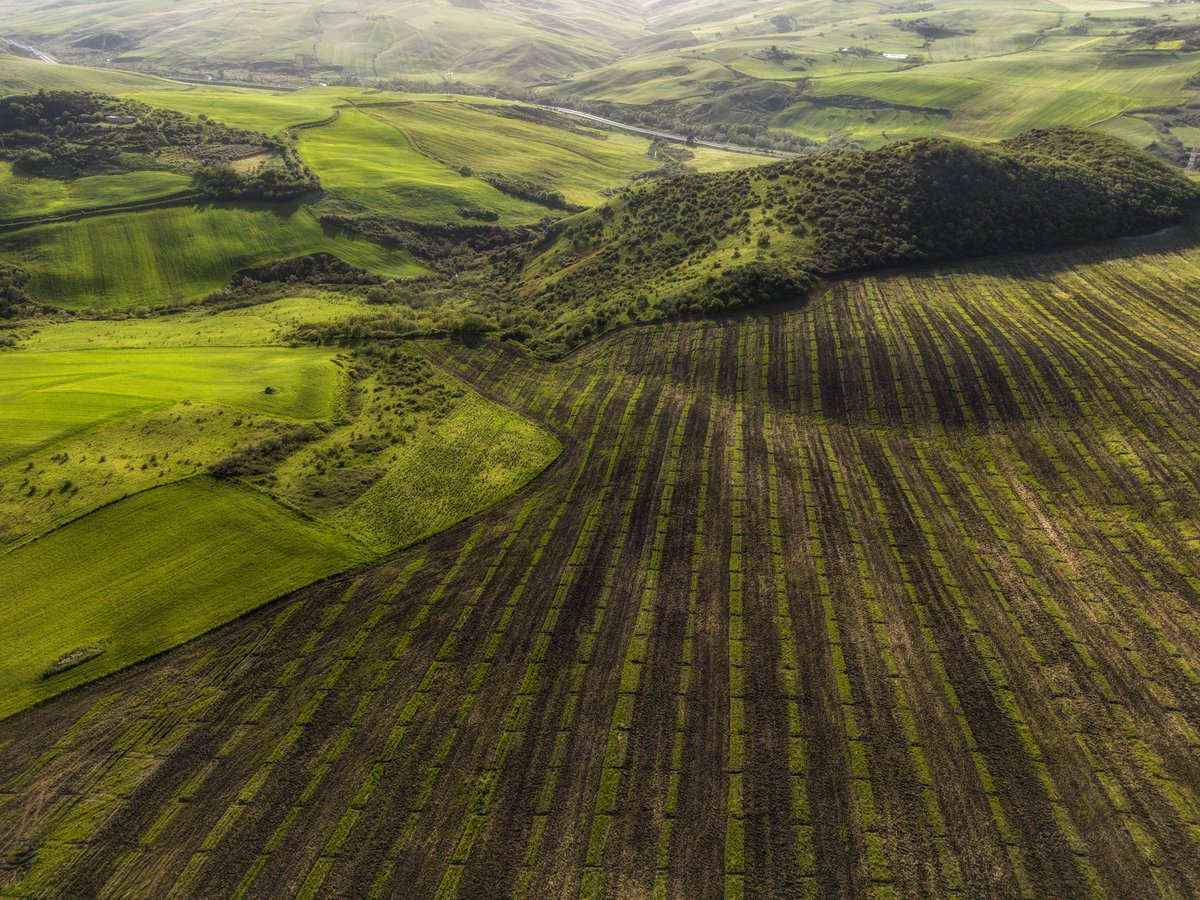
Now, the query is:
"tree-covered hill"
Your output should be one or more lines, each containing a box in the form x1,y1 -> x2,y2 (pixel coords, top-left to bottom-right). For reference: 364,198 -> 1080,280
515,127 -> 1200,354
0,91 -> 317,199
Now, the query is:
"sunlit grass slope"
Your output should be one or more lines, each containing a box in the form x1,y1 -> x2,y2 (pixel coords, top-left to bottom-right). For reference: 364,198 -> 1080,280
0,477 -> 369,719
375,101 -> 660,208
0,165 -> 192,219
330,390 -> 560,552
0,308 -> 561,718
0,203 -> 425,308
298,106 -> 552,222
0,345 -> 339,463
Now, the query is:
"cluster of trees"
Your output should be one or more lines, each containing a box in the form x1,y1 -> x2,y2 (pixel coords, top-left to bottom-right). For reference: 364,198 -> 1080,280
193,147 -> 319,200
892,17 -> 965,41
230,253 -> 380,287
476,171 -> 580,211
320,213 -> 543,263
0,91 -> 278,177
777,127 -> 1198,273
1130,23 -> 1200,50
0,264 -> 32,318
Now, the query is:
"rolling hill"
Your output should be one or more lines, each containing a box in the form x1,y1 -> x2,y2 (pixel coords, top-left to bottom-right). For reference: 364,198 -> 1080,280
6,7 -> 1200,900
512,126 -> 1200,354
3,0 -> 1200,156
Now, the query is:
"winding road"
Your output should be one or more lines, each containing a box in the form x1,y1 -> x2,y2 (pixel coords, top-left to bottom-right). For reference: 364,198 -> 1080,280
1,38 -> 55,64
538,105 -> 794,158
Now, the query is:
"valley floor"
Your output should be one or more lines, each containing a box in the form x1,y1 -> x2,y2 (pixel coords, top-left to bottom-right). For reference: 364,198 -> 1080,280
5,229 -> 1200,895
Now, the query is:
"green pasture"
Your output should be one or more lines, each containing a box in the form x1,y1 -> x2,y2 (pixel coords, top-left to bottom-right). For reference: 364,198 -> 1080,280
0,165 -> 192,220
0,308 -> 561,716
17,294 -> 376,351
125,86 -> 378,133
0,345 -> 338,463
298,106 -> 552,222
0,202 -> 424,308
0,477 -> 368,718
0,55 -> 171,95
372,101 -> 659,208
797,49 -> 1190,142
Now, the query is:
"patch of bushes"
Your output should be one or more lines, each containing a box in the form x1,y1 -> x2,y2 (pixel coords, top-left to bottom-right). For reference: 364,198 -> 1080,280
42,645 -> 105,679
476,171 -> 582,211
209,424 -> 326,478
0,264 -> 34,319
193,146 -> 319,200
0,90 -> 277,177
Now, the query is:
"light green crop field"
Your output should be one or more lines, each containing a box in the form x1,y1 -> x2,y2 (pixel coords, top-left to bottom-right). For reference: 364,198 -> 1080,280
17,294 -> 377,350
0,477 -> 369,719
0,55 -> 173,94
125,86 -> 377,133
0,345 -> 339,464
376,101 -> 659,208
0,203 -> 424,308
0,166 -> 192,220
802,49 -> 1190,143
298,106 -> 552,222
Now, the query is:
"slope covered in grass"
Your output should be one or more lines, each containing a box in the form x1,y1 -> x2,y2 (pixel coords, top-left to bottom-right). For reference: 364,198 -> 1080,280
518,127 -> 1200,354
298,106 -> 554,223
0,344 -> 338,464
0,202 -> 424,308
0,477 -> 369,718
330,390 -> 560,553
369,101 -> 660,209
0,165 -> 191,219
0,306 -> 562,718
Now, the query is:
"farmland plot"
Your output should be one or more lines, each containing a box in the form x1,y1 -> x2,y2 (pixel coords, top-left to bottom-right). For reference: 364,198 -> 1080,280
7,228 -> 1200,895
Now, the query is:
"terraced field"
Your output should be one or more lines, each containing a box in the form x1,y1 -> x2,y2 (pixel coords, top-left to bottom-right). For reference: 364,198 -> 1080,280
4,225 -> 1200,895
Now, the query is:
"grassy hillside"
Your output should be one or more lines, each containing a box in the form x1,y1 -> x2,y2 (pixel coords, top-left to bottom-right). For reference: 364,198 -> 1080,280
0,300 -> 560,717
516,127 -> 1200,354
297,106 -> 553,223
0,165 -> 190,220
4,0 -> 1200,156
0,477 -> 368,719
7,225 -> 1200,894
368,101 -> 661,209
0,344 -> 337,464
0,0 -> 645,84
0,203 -> 424,308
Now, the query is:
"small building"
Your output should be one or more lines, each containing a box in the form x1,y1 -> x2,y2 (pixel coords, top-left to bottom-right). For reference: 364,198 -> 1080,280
105,115 -> 137,125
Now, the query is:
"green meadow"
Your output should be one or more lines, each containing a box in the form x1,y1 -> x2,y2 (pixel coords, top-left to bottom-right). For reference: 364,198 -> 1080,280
0,477 -> 369,719
328,390 -> 560,552
0,203 -> 424,308
0,305 -> 560,716
0,344 -> 338,463
0,165 -> 191,220
298,105 -> 553,223
374,101 -> 661,208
